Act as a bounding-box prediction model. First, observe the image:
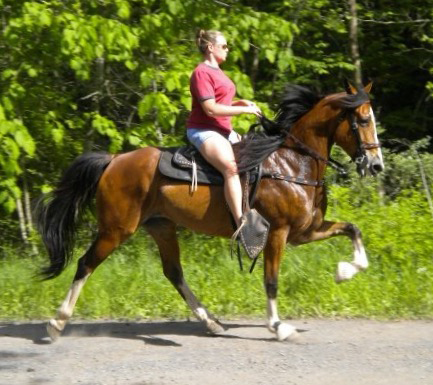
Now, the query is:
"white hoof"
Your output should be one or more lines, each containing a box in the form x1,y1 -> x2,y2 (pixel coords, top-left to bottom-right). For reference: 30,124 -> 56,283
47,319 -> 62,342
335,261 -> 359,283
206,319 -> 226,334
276,323 -> 298,342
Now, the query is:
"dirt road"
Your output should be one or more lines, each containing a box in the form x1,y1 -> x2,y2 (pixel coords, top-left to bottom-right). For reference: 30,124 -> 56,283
1,319 -> 432,385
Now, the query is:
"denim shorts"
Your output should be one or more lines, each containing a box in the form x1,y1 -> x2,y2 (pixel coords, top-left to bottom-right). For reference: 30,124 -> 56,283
186,128 -> 239,150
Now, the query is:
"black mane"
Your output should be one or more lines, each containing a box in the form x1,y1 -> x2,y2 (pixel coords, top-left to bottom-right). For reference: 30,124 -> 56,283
275,85 -> 322,131
331,89 -> 370,109
235,85 -> 322,173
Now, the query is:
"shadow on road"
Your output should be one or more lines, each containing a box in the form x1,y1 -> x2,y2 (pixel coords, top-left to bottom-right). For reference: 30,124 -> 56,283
0,320 -> 267,346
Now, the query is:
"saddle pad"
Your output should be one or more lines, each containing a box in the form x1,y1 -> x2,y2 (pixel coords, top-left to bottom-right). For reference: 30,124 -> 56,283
158,148 -> 224,185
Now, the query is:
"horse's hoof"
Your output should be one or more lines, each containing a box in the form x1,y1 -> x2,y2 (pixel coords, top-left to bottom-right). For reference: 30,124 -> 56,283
206,319 -> 226,334
47,319 -> 62,342
335,261 -> 359,283
276,323 -> 298,342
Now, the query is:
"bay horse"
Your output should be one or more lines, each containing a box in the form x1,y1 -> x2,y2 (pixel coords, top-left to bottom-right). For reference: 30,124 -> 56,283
38,82 -> 384,342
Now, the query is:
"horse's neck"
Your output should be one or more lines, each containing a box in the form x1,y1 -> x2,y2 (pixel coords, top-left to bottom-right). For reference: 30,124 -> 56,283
289,106 -> 338,159
281,106 -> 339,181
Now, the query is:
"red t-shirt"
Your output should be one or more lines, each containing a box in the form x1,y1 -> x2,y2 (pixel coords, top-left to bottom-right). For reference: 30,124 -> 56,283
186,62 -> 236,135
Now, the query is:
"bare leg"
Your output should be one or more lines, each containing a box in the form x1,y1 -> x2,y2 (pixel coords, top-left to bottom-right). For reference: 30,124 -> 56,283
264,227 -> 298,341
199,135 -> 243,226
145,218 -> 225,334
296,221 -> 368,283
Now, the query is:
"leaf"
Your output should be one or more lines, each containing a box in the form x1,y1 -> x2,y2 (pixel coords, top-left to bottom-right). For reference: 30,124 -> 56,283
27,68 -> 38,77
52,128 -> 64,144
264,49 -> 276,63
117,3 -> 130,19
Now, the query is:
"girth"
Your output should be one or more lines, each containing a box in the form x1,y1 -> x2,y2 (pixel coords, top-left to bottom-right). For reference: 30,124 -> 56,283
262,172 -> 324,187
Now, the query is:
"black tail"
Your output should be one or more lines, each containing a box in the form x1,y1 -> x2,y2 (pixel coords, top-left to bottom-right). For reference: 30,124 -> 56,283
37,152 -> 113,280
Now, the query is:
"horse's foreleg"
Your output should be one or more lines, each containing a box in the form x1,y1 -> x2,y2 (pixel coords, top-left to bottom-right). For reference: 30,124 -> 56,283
264,227 -> 298,341
145,218 -> 225,334
47,232 -> 125,341
297,221 -> 368,283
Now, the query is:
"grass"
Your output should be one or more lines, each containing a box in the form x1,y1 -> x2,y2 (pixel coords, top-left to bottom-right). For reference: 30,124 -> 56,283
1,187 -> 433,321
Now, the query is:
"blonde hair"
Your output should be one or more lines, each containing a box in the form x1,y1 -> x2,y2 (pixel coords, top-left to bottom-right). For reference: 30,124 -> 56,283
196,29 -> 224,54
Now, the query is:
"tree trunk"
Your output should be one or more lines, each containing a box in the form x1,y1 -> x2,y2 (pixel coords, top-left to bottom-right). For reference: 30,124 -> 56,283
23,174 -> 39,255
16,196 -> 28,244
347,0 -> 363,88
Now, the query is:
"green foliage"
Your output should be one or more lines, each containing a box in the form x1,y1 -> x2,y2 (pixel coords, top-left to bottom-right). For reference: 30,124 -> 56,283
1,181 -> 433,320
1,0 -> 433,217
1,1 -> 433,320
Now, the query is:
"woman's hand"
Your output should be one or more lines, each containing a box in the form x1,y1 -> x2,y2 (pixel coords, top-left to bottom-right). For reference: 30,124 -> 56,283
232,100 -> 262,117
245,105 -> 262,117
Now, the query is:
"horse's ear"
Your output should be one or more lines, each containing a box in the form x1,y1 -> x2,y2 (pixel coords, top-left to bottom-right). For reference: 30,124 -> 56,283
364,81 -> 373,93
344,79 -> 357,95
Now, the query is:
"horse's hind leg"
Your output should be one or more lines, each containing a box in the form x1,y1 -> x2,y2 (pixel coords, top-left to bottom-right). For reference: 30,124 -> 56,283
144,218 -> 225,334
47,231 -> 127,341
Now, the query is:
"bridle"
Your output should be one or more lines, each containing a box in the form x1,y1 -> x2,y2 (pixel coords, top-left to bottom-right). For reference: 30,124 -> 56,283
256,106 -> 382,188
346,109 -> 382,174
266,108 -> 381,181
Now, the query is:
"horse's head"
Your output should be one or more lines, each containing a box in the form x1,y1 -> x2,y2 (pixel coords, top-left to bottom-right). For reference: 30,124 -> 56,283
331,82 -> 384,177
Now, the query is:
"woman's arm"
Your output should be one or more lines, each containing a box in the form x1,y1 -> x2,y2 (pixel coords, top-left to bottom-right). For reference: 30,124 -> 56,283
201,98 -> 261,117
231,99 -> 257,107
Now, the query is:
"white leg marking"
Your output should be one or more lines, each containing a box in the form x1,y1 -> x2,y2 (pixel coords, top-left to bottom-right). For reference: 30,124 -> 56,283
47,274 -> 90,341
267,298 -> 280,332
194,307 -> 224,334
195,307 -> 208,322
267,298 -> 297,341
336,233 -> 368,283
352,236 -> 368,270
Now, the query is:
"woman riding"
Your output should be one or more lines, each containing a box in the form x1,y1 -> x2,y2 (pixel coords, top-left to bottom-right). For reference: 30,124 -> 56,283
186,29 -> 262,232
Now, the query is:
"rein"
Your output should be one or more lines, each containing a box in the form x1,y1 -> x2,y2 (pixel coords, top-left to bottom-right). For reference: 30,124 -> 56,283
257,107 -> 382,188
284,132 -> 347,175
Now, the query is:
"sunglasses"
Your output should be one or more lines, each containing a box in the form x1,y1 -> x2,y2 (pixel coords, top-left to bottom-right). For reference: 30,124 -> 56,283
215,43 -> 229,50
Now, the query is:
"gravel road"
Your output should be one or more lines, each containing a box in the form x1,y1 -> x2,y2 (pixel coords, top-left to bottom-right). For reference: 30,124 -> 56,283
1,319 -> 432,385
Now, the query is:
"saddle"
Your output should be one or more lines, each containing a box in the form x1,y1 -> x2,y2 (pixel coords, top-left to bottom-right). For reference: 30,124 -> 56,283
158,145 -> 269,270
158,146 -> 225,186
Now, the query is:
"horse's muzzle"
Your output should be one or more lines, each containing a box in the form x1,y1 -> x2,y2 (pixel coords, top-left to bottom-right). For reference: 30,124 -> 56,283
367,156 -> 384,176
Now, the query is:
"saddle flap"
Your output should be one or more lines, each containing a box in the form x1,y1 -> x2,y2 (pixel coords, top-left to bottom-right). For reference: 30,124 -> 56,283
239,209 -> 270,260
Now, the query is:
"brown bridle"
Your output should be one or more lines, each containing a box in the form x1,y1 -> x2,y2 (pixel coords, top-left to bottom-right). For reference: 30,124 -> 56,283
347,111 -> 381,173
275,109 -> 382,178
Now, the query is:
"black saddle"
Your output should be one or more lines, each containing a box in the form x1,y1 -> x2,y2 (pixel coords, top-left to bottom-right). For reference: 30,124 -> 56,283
158,145 -> 225,185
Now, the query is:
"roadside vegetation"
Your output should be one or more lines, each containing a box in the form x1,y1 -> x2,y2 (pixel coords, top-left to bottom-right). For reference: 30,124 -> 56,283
1,1 -> 432,320
1,149 -> 432,320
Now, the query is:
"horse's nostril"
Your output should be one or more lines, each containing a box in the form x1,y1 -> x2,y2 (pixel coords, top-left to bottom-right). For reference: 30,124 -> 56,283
373,163 -> 383,172
371,162 -> 384,174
